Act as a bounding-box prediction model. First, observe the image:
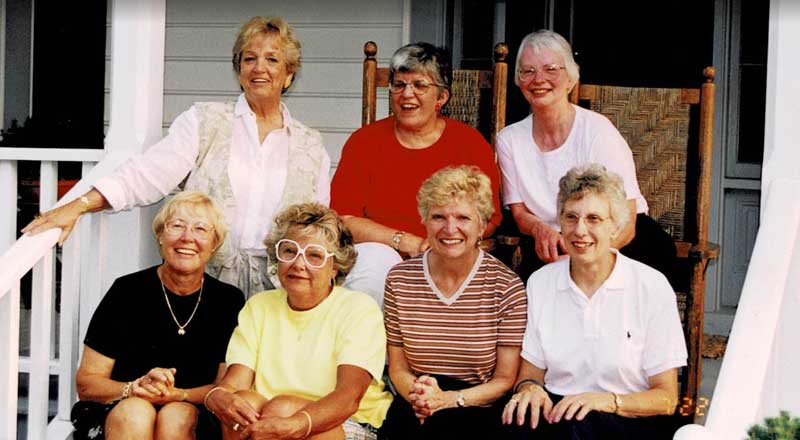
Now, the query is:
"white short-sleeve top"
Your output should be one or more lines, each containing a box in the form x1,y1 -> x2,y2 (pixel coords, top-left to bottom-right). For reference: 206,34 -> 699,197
496,105 -> 647,231
521,250 -> 687,396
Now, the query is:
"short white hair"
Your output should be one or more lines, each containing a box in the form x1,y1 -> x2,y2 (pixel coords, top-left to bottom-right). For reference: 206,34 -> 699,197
514,29 -> 579,89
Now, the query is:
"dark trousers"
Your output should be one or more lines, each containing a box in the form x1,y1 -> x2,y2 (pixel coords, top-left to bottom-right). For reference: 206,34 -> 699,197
379,375 -> 516,440
509,391 -> 681,440
515,214 -> 677,283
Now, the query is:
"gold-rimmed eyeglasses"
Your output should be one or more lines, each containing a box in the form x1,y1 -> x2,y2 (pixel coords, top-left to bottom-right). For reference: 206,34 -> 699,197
518,64 -> 566,81
163,220 -> 215,240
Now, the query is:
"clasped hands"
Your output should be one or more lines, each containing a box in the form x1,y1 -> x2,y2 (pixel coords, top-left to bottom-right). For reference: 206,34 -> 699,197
502,384 -> 616,429
129,367 -> 185,405
408,375 -> 455,424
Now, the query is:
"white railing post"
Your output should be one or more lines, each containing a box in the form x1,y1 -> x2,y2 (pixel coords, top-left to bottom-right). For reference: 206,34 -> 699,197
26,162 -> 59,439
0,160 -> 16,254
0,159 -> 20,440
0,285 -> 21,440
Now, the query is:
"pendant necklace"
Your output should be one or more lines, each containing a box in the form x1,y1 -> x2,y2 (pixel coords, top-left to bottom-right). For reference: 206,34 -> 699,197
160,275 -> 203,335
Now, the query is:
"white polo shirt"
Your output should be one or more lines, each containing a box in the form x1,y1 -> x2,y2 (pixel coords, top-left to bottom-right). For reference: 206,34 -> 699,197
496,105 -> 647,231
521,250 -> 686,396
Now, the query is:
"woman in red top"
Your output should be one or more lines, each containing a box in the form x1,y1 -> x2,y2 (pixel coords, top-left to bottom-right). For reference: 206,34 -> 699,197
331,42 -> 502,306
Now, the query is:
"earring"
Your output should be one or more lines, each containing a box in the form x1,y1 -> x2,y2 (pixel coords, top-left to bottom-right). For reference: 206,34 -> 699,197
476,236 -> 483,248
435,103 -> 442,111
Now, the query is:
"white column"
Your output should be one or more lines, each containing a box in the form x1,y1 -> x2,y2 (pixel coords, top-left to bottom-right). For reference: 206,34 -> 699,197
90,0 -> 167,307
761,1 -> 800,202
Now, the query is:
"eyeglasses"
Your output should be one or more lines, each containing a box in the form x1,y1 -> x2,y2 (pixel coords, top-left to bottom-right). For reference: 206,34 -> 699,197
561,212 -> 608,228
163,220 -> 215,240
518,64 -> 566,81
390,80 -> 441,96
275,239 -> 335,269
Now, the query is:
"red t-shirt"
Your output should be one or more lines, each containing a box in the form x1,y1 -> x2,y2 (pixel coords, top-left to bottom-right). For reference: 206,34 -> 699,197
331,117 -> 502,238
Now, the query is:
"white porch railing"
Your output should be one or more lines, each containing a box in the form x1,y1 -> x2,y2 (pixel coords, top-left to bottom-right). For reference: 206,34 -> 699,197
675,177 -> 800,439
0,147 -> 141,440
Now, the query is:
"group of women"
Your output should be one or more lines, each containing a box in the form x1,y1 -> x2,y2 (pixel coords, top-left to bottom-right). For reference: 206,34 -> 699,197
24,14 -> 687,440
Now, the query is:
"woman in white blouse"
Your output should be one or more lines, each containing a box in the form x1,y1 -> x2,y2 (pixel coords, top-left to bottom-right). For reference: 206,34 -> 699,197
24,16 -> 330,298
502,164 -> 687,440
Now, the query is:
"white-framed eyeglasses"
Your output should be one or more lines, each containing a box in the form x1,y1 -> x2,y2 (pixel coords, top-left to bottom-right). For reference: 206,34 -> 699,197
390,79 -> 441,95
275,239 -> 335,269
163,219 -> 214,240
518,64 -> 566,81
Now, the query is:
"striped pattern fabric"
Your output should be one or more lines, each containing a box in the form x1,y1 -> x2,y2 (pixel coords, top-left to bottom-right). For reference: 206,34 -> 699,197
384,252 -> 527,385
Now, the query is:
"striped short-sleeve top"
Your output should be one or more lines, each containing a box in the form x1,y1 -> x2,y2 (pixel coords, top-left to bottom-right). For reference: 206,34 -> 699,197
384,250 -> 528,384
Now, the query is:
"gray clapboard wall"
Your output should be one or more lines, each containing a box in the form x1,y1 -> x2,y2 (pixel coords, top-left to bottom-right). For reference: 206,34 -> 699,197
105,0 -> 407,169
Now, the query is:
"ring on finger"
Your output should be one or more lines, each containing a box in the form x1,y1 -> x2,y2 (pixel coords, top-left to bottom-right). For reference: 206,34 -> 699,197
232,423 -> 240,432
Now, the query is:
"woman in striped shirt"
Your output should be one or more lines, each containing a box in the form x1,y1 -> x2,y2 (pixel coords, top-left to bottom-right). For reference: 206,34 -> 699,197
379,165 -> 528,439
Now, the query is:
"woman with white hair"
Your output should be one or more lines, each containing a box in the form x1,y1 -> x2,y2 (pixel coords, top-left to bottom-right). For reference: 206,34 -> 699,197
496,30 -> 675,281
502,164 -> 686,439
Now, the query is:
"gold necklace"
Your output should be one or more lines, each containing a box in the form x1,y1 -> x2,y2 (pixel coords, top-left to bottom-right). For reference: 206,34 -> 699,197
160,276 -> 203,335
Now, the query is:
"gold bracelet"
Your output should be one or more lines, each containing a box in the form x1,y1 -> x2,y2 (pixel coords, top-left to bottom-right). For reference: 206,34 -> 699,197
299,410 -> 312,438
121,381 -> 133,400
181,389 -> 188,401
203,386 -> 228,411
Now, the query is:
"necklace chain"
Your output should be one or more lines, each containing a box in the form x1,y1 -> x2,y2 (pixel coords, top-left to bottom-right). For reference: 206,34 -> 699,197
160,275 -> 203,336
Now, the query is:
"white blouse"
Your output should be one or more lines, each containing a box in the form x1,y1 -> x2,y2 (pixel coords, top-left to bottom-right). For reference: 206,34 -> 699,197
95,94 -> 331,251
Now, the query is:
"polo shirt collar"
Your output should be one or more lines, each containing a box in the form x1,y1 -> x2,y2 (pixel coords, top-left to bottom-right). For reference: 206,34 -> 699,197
556,249 -> 628,295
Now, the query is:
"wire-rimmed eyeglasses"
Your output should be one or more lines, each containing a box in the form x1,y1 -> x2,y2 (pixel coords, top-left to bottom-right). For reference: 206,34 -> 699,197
518,64 -> 566,81
390,79 -> 442,96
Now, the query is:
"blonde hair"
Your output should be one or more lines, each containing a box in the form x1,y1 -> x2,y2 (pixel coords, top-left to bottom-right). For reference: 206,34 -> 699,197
232,16 -> 301,82
557,163 -> 630,232
152,191 -> 227,252
417,165 -> 494,225
265,203 -> 357,284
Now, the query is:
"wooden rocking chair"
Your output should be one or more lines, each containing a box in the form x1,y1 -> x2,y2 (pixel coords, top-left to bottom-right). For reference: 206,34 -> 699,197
568,67 -> 720,420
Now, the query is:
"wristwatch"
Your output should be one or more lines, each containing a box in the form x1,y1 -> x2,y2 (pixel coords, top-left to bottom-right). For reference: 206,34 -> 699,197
391,231 -> 405,251
456,391 -> 466,407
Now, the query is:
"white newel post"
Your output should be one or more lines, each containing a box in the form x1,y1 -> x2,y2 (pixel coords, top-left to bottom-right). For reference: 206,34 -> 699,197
79,0 -> 167,340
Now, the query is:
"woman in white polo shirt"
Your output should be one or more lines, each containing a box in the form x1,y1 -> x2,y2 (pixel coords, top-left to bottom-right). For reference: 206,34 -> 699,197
501,163 -> 687,439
